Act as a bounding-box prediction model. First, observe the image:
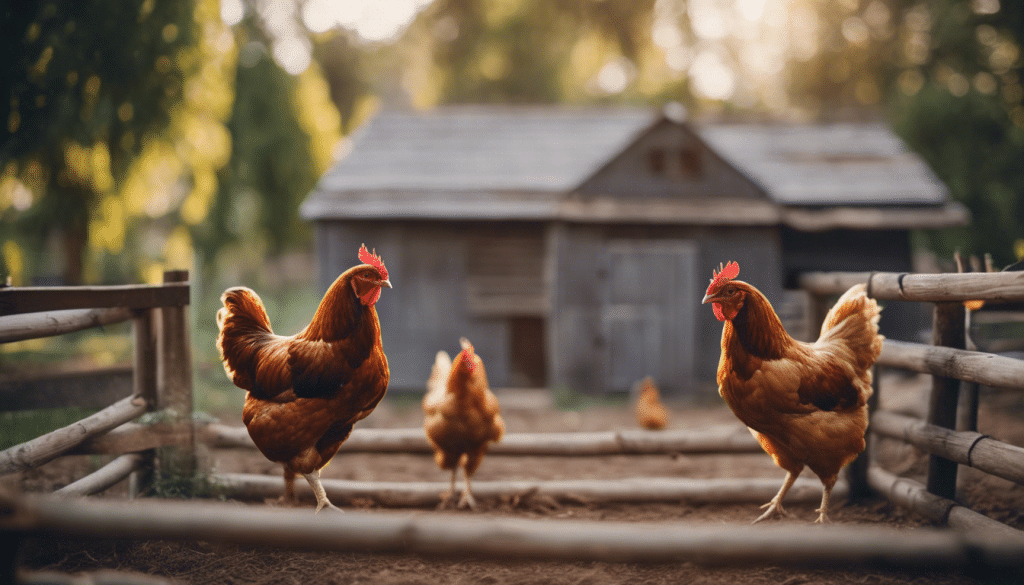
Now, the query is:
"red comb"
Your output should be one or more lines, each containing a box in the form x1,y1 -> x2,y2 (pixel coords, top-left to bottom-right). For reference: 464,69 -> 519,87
358,244 -> 388,280
706,261 -> 739,295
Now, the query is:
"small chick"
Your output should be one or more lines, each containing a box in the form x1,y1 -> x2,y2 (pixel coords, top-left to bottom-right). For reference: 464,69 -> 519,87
423,338 -> 505,509
634,376 -> 668,430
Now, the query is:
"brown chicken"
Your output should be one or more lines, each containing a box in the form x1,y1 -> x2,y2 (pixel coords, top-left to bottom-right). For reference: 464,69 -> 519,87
423,338 -> 505,509
702,261 -> 882,523
633,376 -> 668,430
216,244 -> 391,513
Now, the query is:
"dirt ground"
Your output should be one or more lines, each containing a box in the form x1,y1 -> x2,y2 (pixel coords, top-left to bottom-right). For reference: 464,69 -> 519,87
11,372 -> 1024,585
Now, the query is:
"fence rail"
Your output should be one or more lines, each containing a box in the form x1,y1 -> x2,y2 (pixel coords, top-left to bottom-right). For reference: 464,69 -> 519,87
3,495 -> 1023,569
799,270 -> 1024,302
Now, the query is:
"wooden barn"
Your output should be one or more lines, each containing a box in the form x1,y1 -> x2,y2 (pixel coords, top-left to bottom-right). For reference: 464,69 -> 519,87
300,107 -> 967,396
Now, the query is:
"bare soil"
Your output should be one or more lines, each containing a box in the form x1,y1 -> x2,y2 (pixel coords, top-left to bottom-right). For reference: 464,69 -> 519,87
11,373 -> 1024,584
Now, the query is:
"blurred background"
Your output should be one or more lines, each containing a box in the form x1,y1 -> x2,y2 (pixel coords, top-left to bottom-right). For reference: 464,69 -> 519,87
1,0 -> 1023,415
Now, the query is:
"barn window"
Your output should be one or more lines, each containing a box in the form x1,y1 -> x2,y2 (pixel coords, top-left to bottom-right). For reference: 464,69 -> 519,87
679,146 -> 703,178
647,148 -> 667,175
466,225 -> 548,316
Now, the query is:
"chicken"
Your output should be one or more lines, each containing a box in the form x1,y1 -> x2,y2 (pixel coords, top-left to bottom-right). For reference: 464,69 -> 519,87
216,244 -> 391,513
633,376 -> 668,430
423,338 -> 505,510
702,261 -> 882,524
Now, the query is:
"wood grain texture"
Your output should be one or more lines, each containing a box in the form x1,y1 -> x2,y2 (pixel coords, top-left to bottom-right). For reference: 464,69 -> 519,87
0,282 -> 189,316
53,454 -> 143,497
879,340 -> 1024,390
800,270 -> 1024,303
0,396 -> 147,474
0,307 -> 133,343
3,493 -> 1023,568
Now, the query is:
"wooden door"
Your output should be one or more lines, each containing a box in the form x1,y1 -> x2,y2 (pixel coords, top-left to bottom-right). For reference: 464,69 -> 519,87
601,241 -> 697,395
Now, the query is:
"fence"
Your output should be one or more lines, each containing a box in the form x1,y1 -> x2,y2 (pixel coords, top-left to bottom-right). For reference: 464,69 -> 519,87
0,271 -> 194,496
800,269 -> 1024,539
3,269 -> 1024,581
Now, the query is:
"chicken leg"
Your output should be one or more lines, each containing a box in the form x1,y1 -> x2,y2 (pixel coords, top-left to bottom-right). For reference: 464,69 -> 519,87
753,470 -> 799,524
439,468 -> 459,509
303,470 -> 342,513
815,475 -> 838,523
457,468 -> 477,510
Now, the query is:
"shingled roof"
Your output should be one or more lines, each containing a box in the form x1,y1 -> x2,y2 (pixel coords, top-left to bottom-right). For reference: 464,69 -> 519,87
301,106 -> 966,228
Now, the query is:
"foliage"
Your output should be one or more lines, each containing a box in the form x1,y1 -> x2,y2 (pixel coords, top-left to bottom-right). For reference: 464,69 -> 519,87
888,0 -> 1024,267
0,0 -> 199,284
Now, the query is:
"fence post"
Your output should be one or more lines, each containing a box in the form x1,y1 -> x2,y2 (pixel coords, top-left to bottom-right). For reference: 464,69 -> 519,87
130,308 -> 158,497
154,270 -> 196,482
925,301 -> 965,500
847,365 -> 879,500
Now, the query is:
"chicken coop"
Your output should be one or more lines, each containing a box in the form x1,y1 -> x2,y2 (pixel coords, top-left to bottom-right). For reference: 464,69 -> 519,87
300,106 -> 967,396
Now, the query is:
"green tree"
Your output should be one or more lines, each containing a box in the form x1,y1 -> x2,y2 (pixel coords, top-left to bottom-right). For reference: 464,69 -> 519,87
0,0 -> 198,283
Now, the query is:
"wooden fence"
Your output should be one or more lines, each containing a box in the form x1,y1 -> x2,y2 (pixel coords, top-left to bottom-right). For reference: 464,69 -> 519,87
0,271 -> 194,495
4,268 -> 1024,582
799,269 -> 1024,539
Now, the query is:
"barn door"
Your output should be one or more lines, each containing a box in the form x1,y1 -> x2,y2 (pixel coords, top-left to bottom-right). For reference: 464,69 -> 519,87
601,241 -> 697,395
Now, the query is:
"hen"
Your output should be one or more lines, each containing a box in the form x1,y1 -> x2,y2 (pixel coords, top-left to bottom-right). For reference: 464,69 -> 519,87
216,244 -> 391,513
423,338 -> 505,510
702,261 -> 882,523
633,376 -> 668,430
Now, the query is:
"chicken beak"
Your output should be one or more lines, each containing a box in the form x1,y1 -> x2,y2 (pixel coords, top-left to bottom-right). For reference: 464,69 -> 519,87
701,293 -> 715,304
380,279 -> 392,289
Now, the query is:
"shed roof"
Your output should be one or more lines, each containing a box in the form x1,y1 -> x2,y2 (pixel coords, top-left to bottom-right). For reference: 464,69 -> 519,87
302,107 -> 965,229
699,123 -> 949,206
314,107 -> 658,194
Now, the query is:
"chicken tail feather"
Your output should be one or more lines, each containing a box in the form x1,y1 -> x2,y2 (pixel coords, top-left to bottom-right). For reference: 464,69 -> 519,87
217,287 -> 276,391
818,283 -> 884,374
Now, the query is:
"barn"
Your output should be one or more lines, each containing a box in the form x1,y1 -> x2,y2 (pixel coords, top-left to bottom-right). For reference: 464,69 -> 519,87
300,106 -> 968,396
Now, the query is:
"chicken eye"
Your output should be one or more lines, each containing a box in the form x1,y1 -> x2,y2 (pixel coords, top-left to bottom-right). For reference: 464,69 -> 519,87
726,286 -> 735,295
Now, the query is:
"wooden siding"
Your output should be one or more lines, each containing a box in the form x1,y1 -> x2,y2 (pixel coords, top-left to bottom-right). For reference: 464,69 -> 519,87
548,223 -> 783,396
466,225 -> 548,316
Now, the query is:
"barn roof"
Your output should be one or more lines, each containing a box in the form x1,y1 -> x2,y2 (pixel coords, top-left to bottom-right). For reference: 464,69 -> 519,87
301,107 -> 967,229
314,107 -> 658,194
699,123 -> 949,206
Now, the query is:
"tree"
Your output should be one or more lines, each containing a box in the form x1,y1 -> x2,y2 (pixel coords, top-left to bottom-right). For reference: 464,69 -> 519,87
0,0 -> 198,283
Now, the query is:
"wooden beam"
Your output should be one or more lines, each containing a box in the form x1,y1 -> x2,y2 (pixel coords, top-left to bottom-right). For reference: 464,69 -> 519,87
201,424 -> 763,455
799,271 -> 1024,303
67,421 -> 192,456
18,569 -> 178,585
878,340 -> 1024,391
153,270 -> 196,479
867,466 -> 1024,544
0,307 -> 134,344
53,454 -> 143,497
3,494 -> 1023,569
0,396 -> 147,474
213,472 -> 840,508
926,301 -> 965,499
870,410 -> 1024,486
0,366 -> 133,412
0,282 -> 189,316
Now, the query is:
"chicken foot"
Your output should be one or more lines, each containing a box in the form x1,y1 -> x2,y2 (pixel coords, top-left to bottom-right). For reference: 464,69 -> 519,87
457,471 -> 477,510
439,467 -> 478,510
303,470 -> 342,514
753,470 -> 800,524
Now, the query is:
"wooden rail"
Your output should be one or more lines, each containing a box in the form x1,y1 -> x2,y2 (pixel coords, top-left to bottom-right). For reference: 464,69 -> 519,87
799,270 -> 1024,302
0,396 -> 147,475
0,307 -> 134,343
0,282 -> 189,316
3,495 -> 1023,569
213,473 -> 840,508
54,454 -> 144,497
203,423 -> 763,456
878,340 -> 1024,391
871,410 -> 1024,486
